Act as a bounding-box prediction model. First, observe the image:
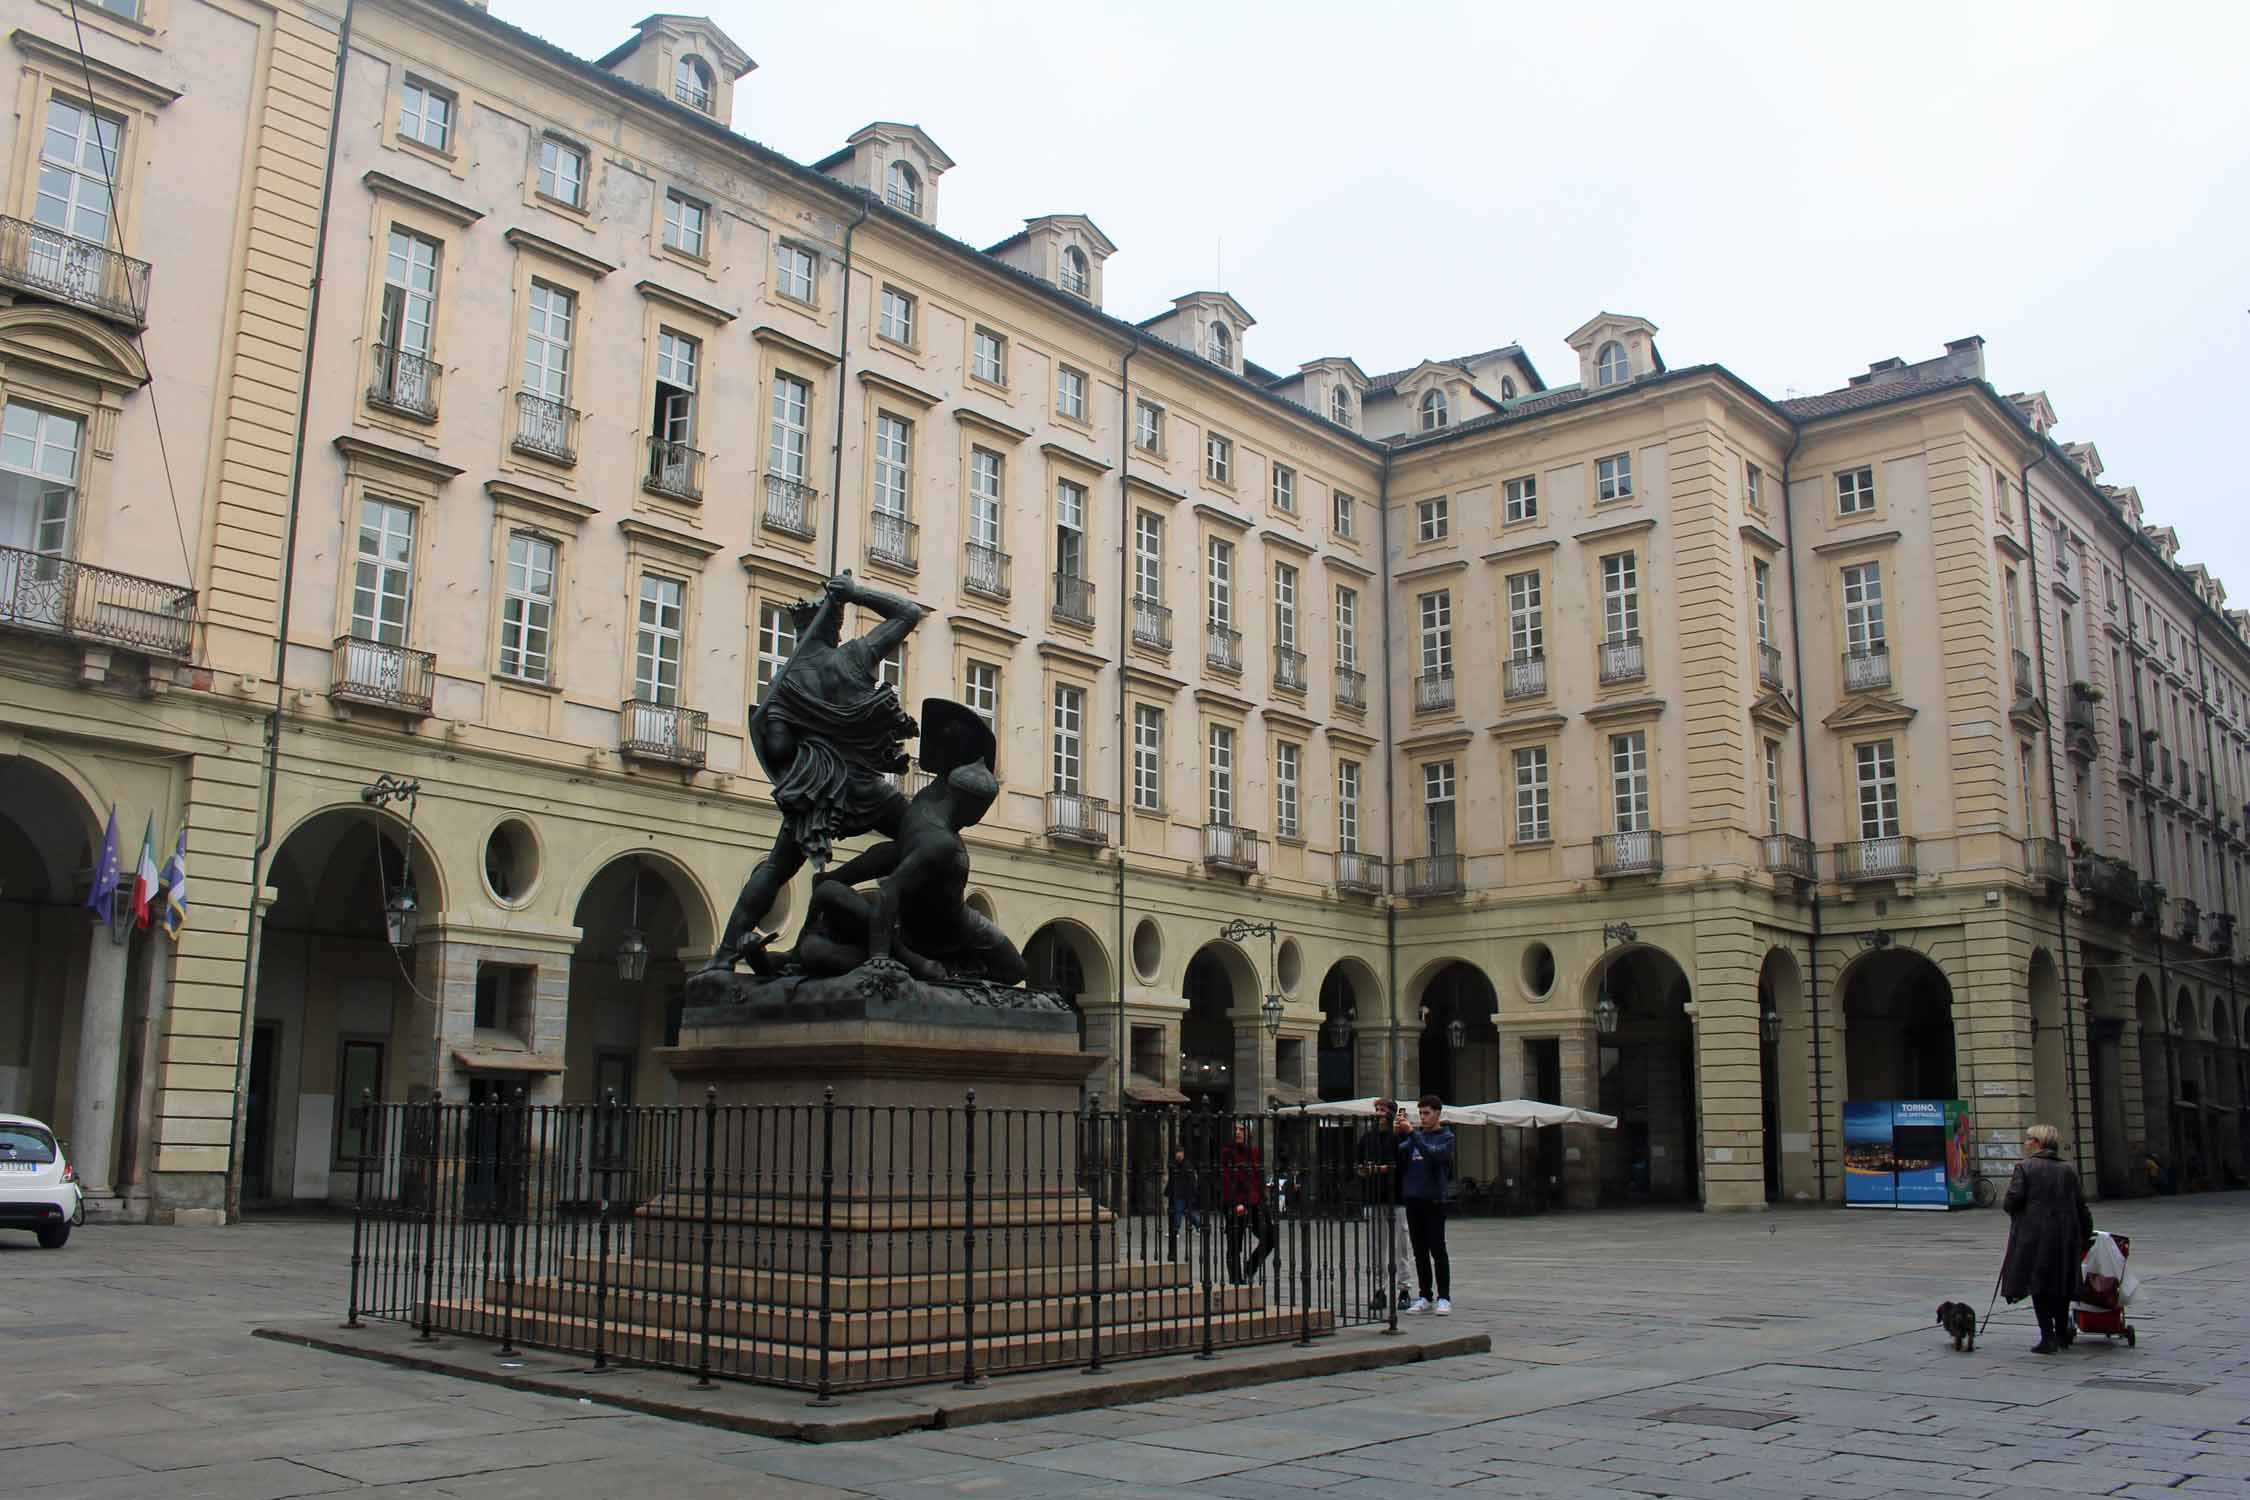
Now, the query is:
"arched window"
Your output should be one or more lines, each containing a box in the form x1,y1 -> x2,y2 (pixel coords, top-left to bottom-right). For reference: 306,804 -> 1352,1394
1419,389 -> 1449,431
1596,341 -> 1629,387
1207,322 -> 1232,365
1059,245 -> 1090,297
886,160 -> 922,216
1500,376 -> 1517,399
1330,384 -> 1354,428
673,55 -> 713,112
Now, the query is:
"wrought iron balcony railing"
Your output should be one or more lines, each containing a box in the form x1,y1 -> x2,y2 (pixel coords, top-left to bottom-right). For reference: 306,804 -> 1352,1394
619,697 -> 708,769
867,511 -> 918,571
1334,850 -> 1384,895
368,345 -> 440,420
2210,910 -> 2236,955
511,392 -> 578,464
2176,897 -> 2203,946
0,545 -> 196,658
644,437 -> 705,501
1205,622 -> 1242,674
1844,645 -> 1891,692
963,542 -> 1011,601
1837,834 -> 1918,882
2013,648 -> 2035,700
762,474 -> 817,539
1400,854 -> 1464,897
2073,852 -> 2141,909
329,634 -> 434,716
2025,836 -> 2068,888
1201,822 -> 1261,873
1334,666 -> 1366,712
1759,641 -> 1783,690
1273,645 -> 1307,693
1131,595 -> 1172,652
1762,833 -> 1816,881
1415,668 -> 1455,712
1051,571 -> 1094,628
1045,790 -> 1112,847
1599,634 -> 1644,686
0,216 -> 150,326
881,766 -> 933,799
1505,652 -> 1546,701
1594,829 -> 1663,877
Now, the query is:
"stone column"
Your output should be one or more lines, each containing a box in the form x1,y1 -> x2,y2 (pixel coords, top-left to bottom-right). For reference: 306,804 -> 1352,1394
1230,1014 -> 1267,1114
70,926 -> 131,1200
1559,1026 -> 1601,1209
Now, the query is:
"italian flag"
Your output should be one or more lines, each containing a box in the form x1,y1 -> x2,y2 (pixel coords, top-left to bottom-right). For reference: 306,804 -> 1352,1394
131,816 -> 159,930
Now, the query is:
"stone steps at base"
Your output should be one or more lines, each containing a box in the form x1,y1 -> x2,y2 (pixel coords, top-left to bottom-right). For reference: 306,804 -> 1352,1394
550,1254 -> 1195,1309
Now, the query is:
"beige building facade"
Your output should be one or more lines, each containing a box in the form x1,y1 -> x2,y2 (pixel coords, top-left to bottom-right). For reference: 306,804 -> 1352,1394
8,0 -> 2241,1218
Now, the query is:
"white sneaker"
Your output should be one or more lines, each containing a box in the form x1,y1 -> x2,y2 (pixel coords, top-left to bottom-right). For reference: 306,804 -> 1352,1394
1407,1297 -> 1431,1315
1434,1298 -> 1452,1316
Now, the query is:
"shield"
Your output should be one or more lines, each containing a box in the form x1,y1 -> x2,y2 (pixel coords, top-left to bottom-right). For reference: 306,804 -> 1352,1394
917,698 -> 996,779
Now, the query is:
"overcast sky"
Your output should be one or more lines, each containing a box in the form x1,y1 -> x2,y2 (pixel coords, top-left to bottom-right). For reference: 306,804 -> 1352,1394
503,0 -> 2249,581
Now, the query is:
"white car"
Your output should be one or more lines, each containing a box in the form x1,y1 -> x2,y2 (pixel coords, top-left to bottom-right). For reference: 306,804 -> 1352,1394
0,1115 -> 82,1249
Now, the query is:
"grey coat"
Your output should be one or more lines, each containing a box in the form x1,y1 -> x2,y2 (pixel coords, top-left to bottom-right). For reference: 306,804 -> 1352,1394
2001,1149 -> 2092,1304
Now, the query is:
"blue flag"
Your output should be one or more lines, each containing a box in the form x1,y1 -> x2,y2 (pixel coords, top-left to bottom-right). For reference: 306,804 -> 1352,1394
159,827 -> 189,938
86,805 -> 123,921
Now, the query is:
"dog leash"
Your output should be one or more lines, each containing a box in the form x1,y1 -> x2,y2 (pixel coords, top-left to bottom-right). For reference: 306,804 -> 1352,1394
1981,1220 -> 2015,1335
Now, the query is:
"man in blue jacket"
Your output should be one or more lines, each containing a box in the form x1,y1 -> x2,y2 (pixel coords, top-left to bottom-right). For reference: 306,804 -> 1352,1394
1396,1093 -> 1455,1315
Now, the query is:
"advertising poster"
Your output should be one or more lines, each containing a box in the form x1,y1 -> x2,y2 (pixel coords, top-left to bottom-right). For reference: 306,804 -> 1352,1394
1892,1100 -> 1950,1208
1843,1100 -> 1895,1207
1944,1100 -> 1975,1207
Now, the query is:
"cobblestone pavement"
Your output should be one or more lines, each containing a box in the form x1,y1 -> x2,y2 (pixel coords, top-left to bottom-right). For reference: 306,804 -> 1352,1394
3,1193 -> 2246,1498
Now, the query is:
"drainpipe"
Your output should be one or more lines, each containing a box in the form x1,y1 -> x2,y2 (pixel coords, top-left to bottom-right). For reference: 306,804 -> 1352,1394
2115,545 -> 2182,1171
1376,461 -> 1399,1101
822,197 -> 873,577
1111,334 -> 1140,1106
1776,428 -> 1828,1200
228,0 -> 357,1221
2188,611 -> 2241,1178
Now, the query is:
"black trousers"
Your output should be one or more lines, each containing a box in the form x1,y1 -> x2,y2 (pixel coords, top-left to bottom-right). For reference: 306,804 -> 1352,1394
1404,1198 -> 1450,1300
1226,1206 -> 1275,1283
2033,1293 -> 2072,1343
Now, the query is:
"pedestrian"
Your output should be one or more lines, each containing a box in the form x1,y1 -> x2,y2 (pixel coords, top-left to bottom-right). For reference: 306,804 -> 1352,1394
1220,1120 -> 1277,1285
2000,1122 -> 2092,1355
1357,1097 -> 1411,1311
1165,1147 -> 1203,1260
1397,1093 -> 1455,1315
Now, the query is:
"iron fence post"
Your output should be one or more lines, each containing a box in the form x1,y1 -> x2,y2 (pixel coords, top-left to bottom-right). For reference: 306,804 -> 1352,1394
592,1089 -> 614,1372
1084,1094 -> 1104,1373
416,1096 -> 441,1343
811,1086 -> 840,1406
1197,1136 -> 1217,1361
1295,1174 -> 1315,1347
957,1088 -> 984,1389
695,1086 -> 719,1389
344,1090 -> 372,1329
497,1088 -> 524,1358
1384,1156 -> 1401,1336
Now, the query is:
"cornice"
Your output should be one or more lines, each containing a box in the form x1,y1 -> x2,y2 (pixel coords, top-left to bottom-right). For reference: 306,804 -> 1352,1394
1572,515 -> 1656,546
1258,527 -> 1316,557
1320,552 -> 1374,579
1738,521 -> 1785,553
1399,726 -> 1474,754
1393,557 -> 1468,586
618,517 -> 722,562
948,611 -> 1025,647
1748,690 -> 1800,732
752,324 -> 841,367
1811,527 -> 1903,557
1486,711 -> 1569,741
1193,502 -> 1253,533
954,405 -> 1035,445
1193,687 -> 1255,716
362,170 -> 483,227
13,30 -> 179,106
1037,640 -> 1107,672
1994,532 -> 2029,562
859,368 -> 941,409
502,226 -> 616,278
485,479 -> 597,532
1324,724 -> 1378,750
1123,469 -> 1187,503
1482,537 -> 1560,566
738,552 -> 826,591
332,435 -> 464,484
637,279 -> 738,324
1122,663 -> 1186,695
1582,695 -> 1667,727
1259,705 -> 1320,734
1821,696 -> 1918,731
1040,441 -> 1113,474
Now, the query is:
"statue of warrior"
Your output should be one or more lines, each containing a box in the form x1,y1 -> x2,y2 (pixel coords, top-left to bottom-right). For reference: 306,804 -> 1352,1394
704,570 -> 926,973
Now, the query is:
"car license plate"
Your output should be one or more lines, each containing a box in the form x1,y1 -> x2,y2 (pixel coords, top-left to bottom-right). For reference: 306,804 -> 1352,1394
0,1162 -> 37,1172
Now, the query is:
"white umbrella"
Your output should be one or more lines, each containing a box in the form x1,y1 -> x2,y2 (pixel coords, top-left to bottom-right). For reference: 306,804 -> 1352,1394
1289,1097 -> 1490,1128
1460,1098 -> 1620,1130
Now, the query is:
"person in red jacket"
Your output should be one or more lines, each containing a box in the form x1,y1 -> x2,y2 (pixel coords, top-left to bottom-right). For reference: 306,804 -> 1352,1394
1219,1120 -> 1277,1285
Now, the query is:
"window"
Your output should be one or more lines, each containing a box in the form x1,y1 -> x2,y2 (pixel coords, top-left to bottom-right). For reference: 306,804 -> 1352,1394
1133,705 -> 1164,810
1514,746 -> 1550,842
522,281 -> 574,402
1335,586 -> 1359,673
1856,740 -> 1900,838
1206,536 -> 1234,628
1419,389 -> 1449,431
967,449 -> 1003,548
497,533 -> 556,682
1842,562 -> 1885,650
1745,463 -> 1764,512
1764,738 -> 1783,836
1500,375 -> 1518,399
1610,732 -> 1650,833
663,191 -> 708,257
1596,452 -> 1633,502
972,328 -> 1005,385
1423,760 -> 1456,857
1134,510 -> 1163,601
674,55 -> 714,112
1595,341 -> 1628,387
1753,560 -> 1772,646
0,403 -> 81,560
1507,571 -> 1543,659
1052,685 -> 1084,794
2003,568 -> 2022,654
1057,365 -> 1088,422
1601,552 -> 1639,642
768,373 -> 810,485
351,498 -> 416,643
1416,495 -> 1450,543
1274,563 -> 1299,654
1055,479 -> 1086,579
634,575 -> 684,704
1337,760 -> 1361,853
1418,590 -> 1452,678
398,79 -> 453,151
1271,463 -> 1296,514
653,329 -> 698,445
1991,462 -> 2010,520
1333,490 -> 1355,538
878,647 -> 903,692
1330,385 -> 1354,428
872,413 -> 913,517
1206,322 -> 1232,365
1060,245 -> 1090,297
1503,475 -> 1537,524
1205,432 -> 1233,485
1836,466 -> 1875,515
35,99 -> 122,246
1135,400 -> 1163,453
1208,724 -> 1236,826
878,286 -> 916,345
535,137 -> 585,207
1276,742 -> 1301,840
334,1040 -> 385,1165
754,601 -> 797,700
885,159 -> 921,215
378,228 -> 440,372
776,243 -> 817,304
964,660 -> 999,726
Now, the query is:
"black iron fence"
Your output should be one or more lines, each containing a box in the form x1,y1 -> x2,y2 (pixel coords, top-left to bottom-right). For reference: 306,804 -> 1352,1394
344,1094 -> 1403,1399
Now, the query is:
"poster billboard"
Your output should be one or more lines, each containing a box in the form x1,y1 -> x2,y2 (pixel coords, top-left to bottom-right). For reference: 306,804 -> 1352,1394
1892,1100 -> 1950,1209
1843,1100 -> 1895,1207
1944,1100 -> 1975,1207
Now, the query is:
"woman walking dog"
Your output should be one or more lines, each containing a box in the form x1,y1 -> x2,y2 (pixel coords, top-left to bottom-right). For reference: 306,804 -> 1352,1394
2000,1122 -> 2093,1354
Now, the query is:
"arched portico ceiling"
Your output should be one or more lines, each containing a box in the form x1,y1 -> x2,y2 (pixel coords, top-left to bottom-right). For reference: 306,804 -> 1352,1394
0,757 -> 102,903
572,852 -> 709,955
1024,917 -> 1115,1003
266,804 -> 447,933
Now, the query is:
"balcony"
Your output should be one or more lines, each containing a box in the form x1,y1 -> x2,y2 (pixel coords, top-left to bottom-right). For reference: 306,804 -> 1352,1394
2025,836 -> 2068,890
510,392 -> 579,464
762,475 -> 817,540
963,542 -> 1011,601
1273,645 -> 1307,694
2012,648 -> 2035,700
881,766 -> 933,799
368,345 -> 440,421
2210,910 -> 2236,955
1045,790 -> 1112,847
1599,634 -> 1645,686
0,546 -> 195,659
619,697 -> 708,769
2196,771 -> 2209,808
329,635 -> 434,717
2176,897 -> 2203,947
1843,645 -> 1891,692
1595,829 -> 1663,877
1131,595 -> 1171,652
1758,641 -> 1784,690
1400,854 -> 1464,898
867,511 -> 918,572
0,216 -> 150,326
1761,833 -> 1816,881
644,438 -> 705,502
1202,822 -> 1261,874
1415,668 -> 1455,712
2065,687 -> 2099,761
1505,652 -> 1546,701
1836,834 -> 1918,883
1051,571 -> 1094,628
1334,850 -> 1384,896
1205,622 -> 1242,674
2074,853 -> 2142,912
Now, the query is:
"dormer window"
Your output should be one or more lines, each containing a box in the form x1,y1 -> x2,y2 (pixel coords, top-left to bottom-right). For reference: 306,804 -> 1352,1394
1596,341 -> 1628,388
1330,385 -> 1354,429
886,160 -> 922,216
1207,322 -> 1232,366
1419,390 -> 1449,432
1500,376 -> 1517,399
673,55 -> 713,113
1060,246 -> 1089,297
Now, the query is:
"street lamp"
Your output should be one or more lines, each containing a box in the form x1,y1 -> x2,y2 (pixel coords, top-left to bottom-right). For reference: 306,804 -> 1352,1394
1594,991 -> 1621,1036
1761,1005 -> 1781,1044
1220,917 -> 1288,1111
1323,1007 -> 1355,1050
1445,1015 -> 1466,1050
360,775 -> 422,954
617,860 -> 649,982
1260,991 -> 1286,1038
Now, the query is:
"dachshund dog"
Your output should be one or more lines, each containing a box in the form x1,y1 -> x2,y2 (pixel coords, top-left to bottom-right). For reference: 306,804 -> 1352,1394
1936,1300 -> 1978,1353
